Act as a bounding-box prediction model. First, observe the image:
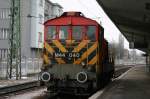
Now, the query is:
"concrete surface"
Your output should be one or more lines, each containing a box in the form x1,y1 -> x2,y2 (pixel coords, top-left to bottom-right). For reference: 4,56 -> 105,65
93,65 -> 150,99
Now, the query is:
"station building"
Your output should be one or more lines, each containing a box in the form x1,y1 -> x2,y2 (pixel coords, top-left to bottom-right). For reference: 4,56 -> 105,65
0,0 -> 62,59
0,0 -> 63,78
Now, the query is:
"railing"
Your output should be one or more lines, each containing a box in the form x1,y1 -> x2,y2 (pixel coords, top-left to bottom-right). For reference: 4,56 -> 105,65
115,58 -> 146,66
0,58 -> 43,79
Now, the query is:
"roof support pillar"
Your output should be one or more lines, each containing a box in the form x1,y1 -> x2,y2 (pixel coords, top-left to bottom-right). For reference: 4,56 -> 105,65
146,46 -> 150,72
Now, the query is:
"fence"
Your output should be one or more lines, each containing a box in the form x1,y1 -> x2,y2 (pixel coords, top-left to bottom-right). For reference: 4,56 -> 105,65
0,58 -> 43,79
115,58 -> 146,66
0,57 -> 146,79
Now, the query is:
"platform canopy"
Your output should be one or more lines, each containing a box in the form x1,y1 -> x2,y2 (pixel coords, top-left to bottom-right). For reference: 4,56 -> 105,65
97,0 -> 150,52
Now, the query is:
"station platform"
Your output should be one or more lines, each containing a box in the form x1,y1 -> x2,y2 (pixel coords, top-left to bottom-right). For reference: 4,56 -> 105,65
89,65 -> 150,99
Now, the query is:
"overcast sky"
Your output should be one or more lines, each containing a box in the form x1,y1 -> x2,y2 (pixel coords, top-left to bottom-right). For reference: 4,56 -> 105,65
51,0 -> 130,48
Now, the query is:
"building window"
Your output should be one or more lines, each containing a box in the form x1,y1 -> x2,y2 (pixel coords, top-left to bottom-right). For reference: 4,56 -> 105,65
0,8 -> 10,19
38,32 -> 42,43
58,9 -> 62,16
86,26 -> 96,41
47,26 -> 56,39
39,14 -> 43,24
39,0 -> 43,7
0,28 -> 9,40
0,49 -> 8,59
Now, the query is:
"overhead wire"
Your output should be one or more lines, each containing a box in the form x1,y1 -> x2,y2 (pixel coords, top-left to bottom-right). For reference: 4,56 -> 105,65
77,0 -> 99,17
77,0 -> 116,41
77,0 -> 102,24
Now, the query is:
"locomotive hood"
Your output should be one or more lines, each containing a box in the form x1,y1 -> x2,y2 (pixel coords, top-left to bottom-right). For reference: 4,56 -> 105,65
44,11 -> 99,26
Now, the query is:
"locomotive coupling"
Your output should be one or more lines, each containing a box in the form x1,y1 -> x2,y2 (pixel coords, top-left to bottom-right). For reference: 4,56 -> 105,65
76,72 -> 88,83
41,72 -> 51,82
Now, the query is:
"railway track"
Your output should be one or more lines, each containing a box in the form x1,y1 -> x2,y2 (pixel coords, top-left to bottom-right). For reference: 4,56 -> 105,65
0,80 -> 40,95
0,66 -> 133,99
114,66 -> 132,78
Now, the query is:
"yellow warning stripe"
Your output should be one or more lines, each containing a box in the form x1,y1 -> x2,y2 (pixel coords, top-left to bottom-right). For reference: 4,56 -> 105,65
66,40 -> 75,45
73,40 -> 90,52
44,42 -> 65,64
56,58 -> 66,64
74,42 -> 98,64
88,54 -> 98,65
44,42 -> 54,54
52,40 -> 68,52
43,54 -> 50,64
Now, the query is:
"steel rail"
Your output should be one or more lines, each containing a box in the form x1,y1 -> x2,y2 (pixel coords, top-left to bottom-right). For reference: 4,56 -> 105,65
0,81 -> 40,95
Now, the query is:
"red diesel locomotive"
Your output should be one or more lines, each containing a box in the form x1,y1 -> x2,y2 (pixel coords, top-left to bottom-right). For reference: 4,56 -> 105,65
40,12 -> 114,95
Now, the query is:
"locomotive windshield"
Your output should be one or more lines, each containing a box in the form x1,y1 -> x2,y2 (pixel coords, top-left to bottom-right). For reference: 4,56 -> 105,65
72,26 -> 83,40
59,26 -> 69,39
86,26 -> 96,41
46,26 -> 96,41
47,26 -> 56,39
47,26 -> 69,39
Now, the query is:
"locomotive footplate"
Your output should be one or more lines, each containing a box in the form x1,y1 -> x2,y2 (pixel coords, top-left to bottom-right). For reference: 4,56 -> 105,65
48,80 -> 93,96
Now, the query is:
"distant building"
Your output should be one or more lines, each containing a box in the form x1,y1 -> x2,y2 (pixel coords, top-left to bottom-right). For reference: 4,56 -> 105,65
0,0 -> 10,59
52,3 -> 63,18
0,0 -> 63,59
118,34 -> 124,59
45,0 -> 63,21
123,49 -> 130,59
130,49 -> 137,60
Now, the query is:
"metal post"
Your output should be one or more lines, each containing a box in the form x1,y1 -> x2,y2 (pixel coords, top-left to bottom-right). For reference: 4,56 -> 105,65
146,54 -> 148,71
148,52 -> 150,72
7,0 -> 21,80
38,35 -> 40,80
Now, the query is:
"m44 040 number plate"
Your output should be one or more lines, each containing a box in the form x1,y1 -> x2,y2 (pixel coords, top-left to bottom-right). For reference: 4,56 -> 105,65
53,52 -> 80,58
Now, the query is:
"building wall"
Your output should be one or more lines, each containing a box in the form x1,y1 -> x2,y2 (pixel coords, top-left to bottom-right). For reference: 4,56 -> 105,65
20,0 -> 32,58
45,0 -> 53,21
0,0 -> 63,59
52,3 -> 63,17
0,0 -> 10,59
44,0 -> 63,21
30,0 -> 45,49
118,34 -> 124,59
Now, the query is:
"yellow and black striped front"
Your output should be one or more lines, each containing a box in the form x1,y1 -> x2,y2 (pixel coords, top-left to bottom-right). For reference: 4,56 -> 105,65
43,40 -> 99,67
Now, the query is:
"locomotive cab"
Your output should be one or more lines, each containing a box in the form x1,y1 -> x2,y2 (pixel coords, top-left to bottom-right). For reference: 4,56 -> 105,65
41,12 -> 114,95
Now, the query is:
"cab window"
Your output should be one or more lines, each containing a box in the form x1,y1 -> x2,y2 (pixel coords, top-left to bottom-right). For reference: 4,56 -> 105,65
59,26 -> 68,40
72,26 -> 82,40
47,26 -> 56,39
87,26 -> 96,41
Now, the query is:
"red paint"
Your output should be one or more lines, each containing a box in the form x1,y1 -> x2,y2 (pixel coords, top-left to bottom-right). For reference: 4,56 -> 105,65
44,12 -> 104,42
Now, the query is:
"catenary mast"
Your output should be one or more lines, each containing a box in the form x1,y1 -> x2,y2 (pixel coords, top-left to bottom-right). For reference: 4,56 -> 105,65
7,0 -> 21,80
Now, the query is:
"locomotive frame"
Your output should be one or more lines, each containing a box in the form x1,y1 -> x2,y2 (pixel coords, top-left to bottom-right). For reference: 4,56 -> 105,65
40,12 -> 114,95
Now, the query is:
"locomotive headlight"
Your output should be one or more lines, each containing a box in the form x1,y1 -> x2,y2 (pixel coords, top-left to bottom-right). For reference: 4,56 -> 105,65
41,72 -> 51,82
81,62 -> 85,66
76,72 -> 88,83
